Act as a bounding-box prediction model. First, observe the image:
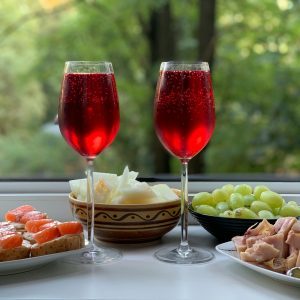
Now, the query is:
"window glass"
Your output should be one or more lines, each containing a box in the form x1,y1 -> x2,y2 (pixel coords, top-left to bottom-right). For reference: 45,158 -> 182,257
0,0 -> 299,179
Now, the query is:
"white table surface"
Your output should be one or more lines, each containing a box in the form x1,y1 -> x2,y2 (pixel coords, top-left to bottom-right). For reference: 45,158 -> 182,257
0,225 -> 299,300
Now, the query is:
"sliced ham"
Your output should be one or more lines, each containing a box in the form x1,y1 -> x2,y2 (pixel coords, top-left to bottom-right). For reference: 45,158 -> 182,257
244,219 -> 275,238
261,233 -> 287,258
286,231 -> 300,250
296,251 -> 300,267
232,217 -> 300,273
263,258 -> 286,273
232,236 -> 247,254
286,249 -> 299,270
274,217 -> 297,239
240,241 -> 280,263
244,230 -> 287,258
291,221 -> 300,233
245,234 -> 267,248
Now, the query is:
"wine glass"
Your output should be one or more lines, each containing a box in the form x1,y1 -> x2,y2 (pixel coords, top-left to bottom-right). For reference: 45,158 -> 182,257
58,61 -> 122,264
153,61 -> 215,264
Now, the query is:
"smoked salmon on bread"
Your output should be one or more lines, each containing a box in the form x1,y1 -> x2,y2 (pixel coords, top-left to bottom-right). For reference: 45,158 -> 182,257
5,205 -> 48,233
31,233 -> 84,257
30,221 -> 84,256
1,206 -> 85,260
0,241 -> 31,262
0,222 -> 30,261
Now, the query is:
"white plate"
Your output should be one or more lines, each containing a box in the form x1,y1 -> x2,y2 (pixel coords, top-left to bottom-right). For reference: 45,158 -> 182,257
216,241 -> 300,286
0,246 -> 90,275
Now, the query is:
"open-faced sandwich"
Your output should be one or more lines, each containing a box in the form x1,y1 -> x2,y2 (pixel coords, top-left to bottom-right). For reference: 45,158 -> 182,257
0,205 -> 84,262
29,220 -> 84,257
0,221 -> 31,262
5,205 -> 47,233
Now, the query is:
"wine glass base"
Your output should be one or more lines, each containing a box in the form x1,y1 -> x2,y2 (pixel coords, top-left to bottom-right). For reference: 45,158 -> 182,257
63,246 -> 122,265
154,247 -> 214,264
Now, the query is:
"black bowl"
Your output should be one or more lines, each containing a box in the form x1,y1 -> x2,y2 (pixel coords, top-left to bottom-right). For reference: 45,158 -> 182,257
189,206 -> 277,242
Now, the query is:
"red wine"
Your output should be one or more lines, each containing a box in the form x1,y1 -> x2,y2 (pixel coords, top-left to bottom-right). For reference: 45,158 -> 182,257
154,70 -> 215,160
59,73 -> 120,158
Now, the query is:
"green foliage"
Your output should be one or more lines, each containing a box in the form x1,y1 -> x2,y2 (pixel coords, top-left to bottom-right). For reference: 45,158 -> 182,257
0,132 -> 80,177
207,0 -> 300,174
0,0 -> 300,178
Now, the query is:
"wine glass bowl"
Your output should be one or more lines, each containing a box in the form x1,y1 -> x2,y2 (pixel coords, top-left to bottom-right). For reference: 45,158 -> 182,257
154,62 -> 215,160
58,61 -> 122,264
59,63 -> 120,158
153,61 -> 215,264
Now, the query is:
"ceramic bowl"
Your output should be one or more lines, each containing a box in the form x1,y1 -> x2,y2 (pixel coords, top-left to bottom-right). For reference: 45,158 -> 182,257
189,206 -> 277,242
69,193 -> 181,244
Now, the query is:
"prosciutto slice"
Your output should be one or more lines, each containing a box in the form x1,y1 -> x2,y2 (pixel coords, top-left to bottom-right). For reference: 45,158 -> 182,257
297,251 -> 300,267
264,257 -> 286,273
261,233 -> 286,258
274,217 -> 297,238
286,249 -> 299,270
232,236 -> 246,254
240,241 -> 280,263
232,217 -> 300,273
286,231 -> 300,249
244,219 -> 275,238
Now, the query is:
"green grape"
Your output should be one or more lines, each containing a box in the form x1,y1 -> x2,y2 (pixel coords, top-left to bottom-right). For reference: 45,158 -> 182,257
234,208 -> 258,219
279,205 -> 300,217
212,188 -> 228,205
221,184 -> 234,196
254,185 -> 270,199
216,201 -> 229,213
193,185 -> 300,219
273,207 -> 281,215
234,184 -> 252,195
258,210 -> 275,219
219,210 -> 235,218
260,191 -> 283,209
244,194 -> 256,207
195,205 -> 218,216
229,193 -> 244,210
192,192 -> 213,208
250,200 -> 273,214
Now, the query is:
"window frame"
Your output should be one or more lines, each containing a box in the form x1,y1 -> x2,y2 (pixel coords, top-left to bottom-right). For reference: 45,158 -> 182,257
0,179 -> 299,195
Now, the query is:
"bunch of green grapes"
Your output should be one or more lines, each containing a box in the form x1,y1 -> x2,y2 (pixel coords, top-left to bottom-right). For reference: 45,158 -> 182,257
191,184 -> 300,219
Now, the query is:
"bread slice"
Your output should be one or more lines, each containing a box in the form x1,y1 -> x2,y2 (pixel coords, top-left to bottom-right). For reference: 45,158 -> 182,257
30,233 -> 84,257
0,241 -> 31,262
10,222 -> 26,232
22,232 -> 36,244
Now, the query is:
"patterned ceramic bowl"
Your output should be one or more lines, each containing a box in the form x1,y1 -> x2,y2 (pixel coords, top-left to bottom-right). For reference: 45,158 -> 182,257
69,193 -> 181,244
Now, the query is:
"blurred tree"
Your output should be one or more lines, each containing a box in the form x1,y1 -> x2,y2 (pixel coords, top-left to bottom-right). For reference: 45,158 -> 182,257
206,0 -> 300,175
0,0 -> 300,178
144,1 -> 176,174
198,0 -> 216,67
189,0 -> 217,174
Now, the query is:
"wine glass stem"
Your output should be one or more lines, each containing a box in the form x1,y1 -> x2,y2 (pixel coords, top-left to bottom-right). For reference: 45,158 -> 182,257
178,160 -> 191,256
86,158 -> 95,248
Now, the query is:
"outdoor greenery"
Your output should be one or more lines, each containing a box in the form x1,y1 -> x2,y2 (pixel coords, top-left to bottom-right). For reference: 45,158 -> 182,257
0,0 -> 300,178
